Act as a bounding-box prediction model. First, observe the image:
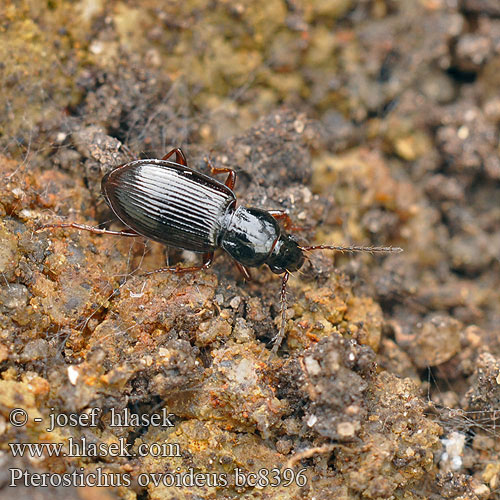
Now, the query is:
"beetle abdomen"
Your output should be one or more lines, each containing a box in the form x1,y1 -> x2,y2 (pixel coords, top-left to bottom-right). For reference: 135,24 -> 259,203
102,160 -> 235,252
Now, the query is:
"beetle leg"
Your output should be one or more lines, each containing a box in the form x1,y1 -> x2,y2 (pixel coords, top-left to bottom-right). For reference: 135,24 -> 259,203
36,223 -> 139,237
268,210 -> 304,232
205,157 -> 236,190
233,260 -> 252,281
143,252 -> 214,276
161,148 -> 188,166
212,166 -> 236,190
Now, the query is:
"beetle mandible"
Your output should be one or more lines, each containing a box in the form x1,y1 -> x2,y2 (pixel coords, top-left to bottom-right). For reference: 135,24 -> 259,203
38,148 -> 402,353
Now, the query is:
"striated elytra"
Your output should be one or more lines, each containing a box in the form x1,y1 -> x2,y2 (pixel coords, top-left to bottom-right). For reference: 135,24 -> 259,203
102,156 -> 304,275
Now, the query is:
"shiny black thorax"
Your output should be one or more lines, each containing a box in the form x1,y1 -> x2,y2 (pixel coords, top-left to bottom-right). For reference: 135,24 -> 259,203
220,207 -> 304,274
102,159 -> 305,274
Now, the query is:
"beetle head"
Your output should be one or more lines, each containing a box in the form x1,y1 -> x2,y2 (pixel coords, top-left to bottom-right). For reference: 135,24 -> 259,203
266,234 -> 305,274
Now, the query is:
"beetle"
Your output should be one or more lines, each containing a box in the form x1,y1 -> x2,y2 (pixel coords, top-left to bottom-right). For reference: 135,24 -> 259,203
38,148 -> 402,353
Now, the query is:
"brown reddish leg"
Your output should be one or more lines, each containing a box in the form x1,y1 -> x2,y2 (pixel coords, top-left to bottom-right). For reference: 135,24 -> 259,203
268,210 -> 304,232
36,222 -> 139,237
233,260 -> 252,281
143,252 -> 214,276
162,148 -> 188,166
205,157 -> 236,190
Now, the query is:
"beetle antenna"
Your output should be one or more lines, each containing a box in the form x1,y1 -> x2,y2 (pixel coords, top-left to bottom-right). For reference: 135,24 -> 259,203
271,270 -> 290,354
300,244 -> 403,254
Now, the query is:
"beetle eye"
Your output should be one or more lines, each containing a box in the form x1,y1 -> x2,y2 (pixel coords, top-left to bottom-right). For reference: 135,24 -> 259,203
269,264 -> 285,274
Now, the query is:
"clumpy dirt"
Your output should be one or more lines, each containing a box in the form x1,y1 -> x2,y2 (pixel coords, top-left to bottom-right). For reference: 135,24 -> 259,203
1,1 -> 500,499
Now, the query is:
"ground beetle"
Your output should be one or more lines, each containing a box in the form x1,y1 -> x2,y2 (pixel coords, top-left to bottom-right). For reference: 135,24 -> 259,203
38,148 -> 402,353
